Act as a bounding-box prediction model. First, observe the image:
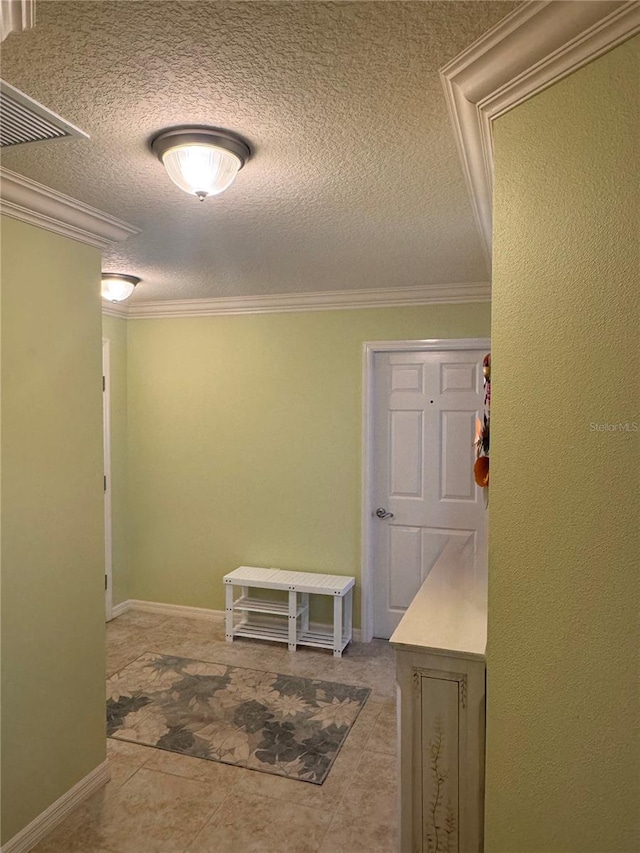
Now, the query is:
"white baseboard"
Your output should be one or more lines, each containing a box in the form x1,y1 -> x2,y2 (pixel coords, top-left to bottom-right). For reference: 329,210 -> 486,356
125,599 -> 225,621
113,598 -> 363,642
1,761 -> 110,853
110,599 -> 129,619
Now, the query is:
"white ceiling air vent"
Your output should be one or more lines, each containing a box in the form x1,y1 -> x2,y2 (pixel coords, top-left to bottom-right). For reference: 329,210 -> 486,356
0,79 -> 89,147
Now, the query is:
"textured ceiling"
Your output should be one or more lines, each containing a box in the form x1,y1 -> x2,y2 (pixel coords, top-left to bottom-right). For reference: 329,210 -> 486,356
1,1 -> 517,303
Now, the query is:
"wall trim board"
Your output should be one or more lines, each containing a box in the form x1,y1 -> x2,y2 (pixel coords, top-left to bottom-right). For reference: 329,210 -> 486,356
100,282 -> 492,320
0,168 -> 140,249
0,761 -> 110,853
440,0 -> 640,257
110,600 -> 130,619
0,0 -> 35,41
360,337 -> 491,643
113,599 -> 363,643
101,302 -> 129,319
122,599 -> 226,622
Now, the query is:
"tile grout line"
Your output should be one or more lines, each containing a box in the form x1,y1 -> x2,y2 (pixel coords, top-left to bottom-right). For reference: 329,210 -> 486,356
182,774 -> 247,853
314,747 -> 371,852
180,796 -> 228,853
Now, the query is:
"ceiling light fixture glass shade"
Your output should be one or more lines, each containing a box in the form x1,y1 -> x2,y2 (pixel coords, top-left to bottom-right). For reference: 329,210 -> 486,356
101,273 -> 140,303
151,127 -> 251,201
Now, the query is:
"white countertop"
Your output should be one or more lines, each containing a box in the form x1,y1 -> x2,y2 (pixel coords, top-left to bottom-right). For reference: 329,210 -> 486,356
389,537 -> 487,660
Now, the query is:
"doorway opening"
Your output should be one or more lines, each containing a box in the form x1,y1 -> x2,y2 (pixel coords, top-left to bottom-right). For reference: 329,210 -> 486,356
103,338 -> 113,621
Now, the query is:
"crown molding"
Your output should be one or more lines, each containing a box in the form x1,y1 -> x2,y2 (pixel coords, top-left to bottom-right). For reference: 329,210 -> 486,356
104,282 -> 491,320
441,0 -> 640,257
0,0 -> 35,42
0,168 -> 140,249
101,302 -> 130,319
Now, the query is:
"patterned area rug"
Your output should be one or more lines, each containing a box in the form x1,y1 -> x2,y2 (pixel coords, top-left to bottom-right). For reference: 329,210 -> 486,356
107,652 -> 370,784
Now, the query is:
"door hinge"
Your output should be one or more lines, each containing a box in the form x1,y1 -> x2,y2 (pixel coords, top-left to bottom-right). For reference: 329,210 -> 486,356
104,475 -> 107,492
105,574 -> 108,591
102,375 -> 106,392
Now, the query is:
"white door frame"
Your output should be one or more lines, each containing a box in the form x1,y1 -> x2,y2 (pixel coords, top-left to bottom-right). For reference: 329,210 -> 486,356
360,338 -> 491,643
102,338 -> 113,621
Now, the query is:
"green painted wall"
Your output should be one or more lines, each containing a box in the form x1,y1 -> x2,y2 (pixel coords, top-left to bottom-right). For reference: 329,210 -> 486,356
0,217 -> 106,843
102,315 -> 130,606
126,304 -> 490,624
485,38 -> 639,852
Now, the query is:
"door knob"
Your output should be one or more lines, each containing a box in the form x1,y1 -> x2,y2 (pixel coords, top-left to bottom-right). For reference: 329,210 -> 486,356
375,507 -> 394,519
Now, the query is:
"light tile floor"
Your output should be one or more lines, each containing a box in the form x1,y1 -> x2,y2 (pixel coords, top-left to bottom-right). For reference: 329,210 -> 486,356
32,610 -> 399,853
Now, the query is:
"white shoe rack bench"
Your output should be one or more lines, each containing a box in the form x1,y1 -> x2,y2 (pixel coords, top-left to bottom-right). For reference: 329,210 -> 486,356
223,566 -> 355,658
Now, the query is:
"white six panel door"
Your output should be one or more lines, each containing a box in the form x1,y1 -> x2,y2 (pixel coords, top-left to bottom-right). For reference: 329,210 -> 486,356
372,349 -> 488,638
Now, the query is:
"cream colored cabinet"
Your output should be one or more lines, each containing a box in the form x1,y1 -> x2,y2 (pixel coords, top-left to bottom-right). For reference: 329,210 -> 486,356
390,540 -> 487,853
394,646 -> 485,852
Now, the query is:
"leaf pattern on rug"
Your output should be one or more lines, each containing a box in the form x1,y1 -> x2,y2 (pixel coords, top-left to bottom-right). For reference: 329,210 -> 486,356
166,672 -> 231,709
116,705 -> 170,745
309,696 -> 363,728
233,699 -> 274,734
297,724 -> 347,780
157,724 -> 197,753
269,691 -> 311,719
254,720 -> 304,766
106,694 -> 151,736
106,652 -> 370,784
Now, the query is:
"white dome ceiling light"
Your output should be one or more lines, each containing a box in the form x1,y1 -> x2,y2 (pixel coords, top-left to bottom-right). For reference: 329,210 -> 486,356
151,127 -> 251,201
101,273 -> 140,303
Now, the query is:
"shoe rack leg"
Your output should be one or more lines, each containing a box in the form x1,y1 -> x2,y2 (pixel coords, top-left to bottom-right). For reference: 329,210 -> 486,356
288,589 -> 297,651
225,583 -> 234,643
344,588 -> 353,644
333,594 -> 343,658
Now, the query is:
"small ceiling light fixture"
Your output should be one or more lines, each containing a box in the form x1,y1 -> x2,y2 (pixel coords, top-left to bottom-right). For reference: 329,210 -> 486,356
151,126 -> 251,201
101,273 -> 140,303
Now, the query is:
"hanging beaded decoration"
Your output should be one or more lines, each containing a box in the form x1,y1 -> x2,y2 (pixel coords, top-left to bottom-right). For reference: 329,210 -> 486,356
474,353 -> 491,495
